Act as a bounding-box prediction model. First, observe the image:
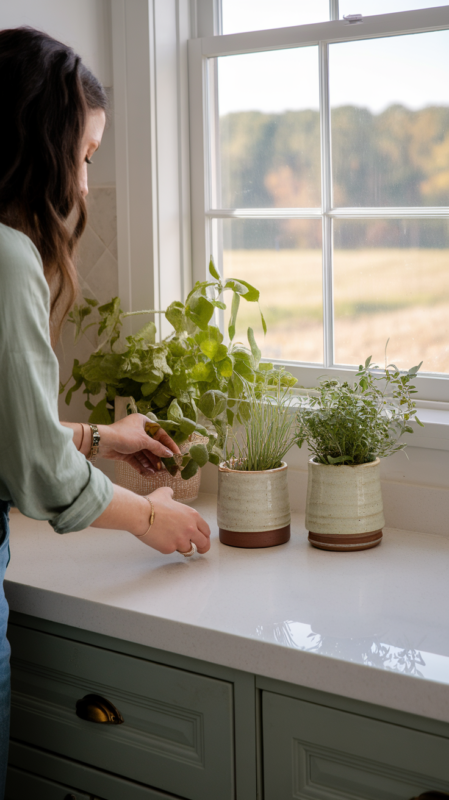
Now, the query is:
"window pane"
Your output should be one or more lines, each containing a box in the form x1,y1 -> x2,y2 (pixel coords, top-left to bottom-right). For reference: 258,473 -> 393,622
330,30 -> 449,206
340,1 -> 449,17
222,0 -> 329,35
215,47 -> 321,208
333,219 -> 449,373
219,219 -> 323,363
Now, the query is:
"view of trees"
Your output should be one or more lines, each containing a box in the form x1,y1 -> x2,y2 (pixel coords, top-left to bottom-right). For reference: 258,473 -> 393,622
219,104 -> 449,248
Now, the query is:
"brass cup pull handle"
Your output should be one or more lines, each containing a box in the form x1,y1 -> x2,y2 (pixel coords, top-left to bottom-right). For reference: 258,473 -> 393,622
412,794 -> 449,799
75,693 -> 124,725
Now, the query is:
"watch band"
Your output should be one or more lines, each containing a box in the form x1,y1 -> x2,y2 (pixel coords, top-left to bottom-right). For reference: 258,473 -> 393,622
88,424 -> 100,463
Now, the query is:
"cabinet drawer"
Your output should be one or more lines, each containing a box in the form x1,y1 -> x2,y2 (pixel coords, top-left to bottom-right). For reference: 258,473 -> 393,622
9,624 -> 234,800
263,691 -> 449,799
8,741 -> 185,799
6,765 -> 89,800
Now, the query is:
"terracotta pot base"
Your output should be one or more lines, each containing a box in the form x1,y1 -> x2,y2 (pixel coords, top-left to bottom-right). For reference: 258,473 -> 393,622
308,529 -> 383,552
219,525 -> 291,549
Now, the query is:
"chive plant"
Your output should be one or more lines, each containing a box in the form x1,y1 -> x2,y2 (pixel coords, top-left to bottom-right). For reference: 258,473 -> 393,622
225,371 -> 299,471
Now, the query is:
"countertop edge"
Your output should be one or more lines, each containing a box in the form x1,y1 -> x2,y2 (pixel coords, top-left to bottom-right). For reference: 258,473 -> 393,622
6,580 -> 449,726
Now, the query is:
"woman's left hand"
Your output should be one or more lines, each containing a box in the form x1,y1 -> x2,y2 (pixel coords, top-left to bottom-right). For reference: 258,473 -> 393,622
97,414 -> 180,476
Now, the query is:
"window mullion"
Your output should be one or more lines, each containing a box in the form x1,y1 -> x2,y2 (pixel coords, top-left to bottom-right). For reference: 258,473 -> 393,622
329,0 -> 339,22
320,40 -> 334,369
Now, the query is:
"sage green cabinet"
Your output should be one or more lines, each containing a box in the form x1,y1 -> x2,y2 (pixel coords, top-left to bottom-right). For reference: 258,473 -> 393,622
6,765 -> 90,800
8,624 -> 234,800
262,690 -> 449,799
8,741 -> 184,799
7,613 -> 449,800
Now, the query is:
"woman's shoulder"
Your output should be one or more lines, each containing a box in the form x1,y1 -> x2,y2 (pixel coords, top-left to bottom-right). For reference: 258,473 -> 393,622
0,222 -> 46,287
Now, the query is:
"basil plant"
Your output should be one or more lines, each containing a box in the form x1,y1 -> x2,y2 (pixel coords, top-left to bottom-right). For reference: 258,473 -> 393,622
62,259 -> 270,479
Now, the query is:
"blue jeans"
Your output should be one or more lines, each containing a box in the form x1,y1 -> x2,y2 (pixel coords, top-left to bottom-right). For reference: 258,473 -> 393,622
0,501 -> 10,800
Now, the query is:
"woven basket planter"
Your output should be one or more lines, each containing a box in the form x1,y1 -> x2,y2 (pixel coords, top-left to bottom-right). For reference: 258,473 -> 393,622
114,397 -> 205,504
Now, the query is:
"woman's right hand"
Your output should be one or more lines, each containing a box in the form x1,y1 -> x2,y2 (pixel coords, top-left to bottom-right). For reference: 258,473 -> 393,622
138,487 -> 211,555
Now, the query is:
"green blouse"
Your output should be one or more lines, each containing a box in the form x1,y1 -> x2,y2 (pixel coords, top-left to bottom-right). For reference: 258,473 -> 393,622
0,222 -> 113,533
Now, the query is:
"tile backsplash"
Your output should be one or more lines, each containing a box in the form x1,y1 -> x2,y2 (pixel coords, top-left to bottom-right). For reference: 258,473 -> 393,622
57,186 -> 118,424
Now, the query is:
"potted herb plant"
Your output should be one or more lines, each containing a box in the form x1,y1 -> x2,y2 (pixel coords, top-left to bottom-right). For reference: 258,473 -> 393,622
63,259 -> 267,500
297,353 -> 423,551
218,369 -> 298,548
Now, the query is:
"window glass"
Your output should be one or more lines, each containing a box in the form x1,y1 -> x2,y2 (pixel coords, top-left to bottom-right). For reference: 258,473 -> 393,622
221,0 -> 329,35
333,219 -> 449,373
330,30 -> 449,207
215,47 -> 321,208
219,219 -> 323,363
340,1 -> 449,17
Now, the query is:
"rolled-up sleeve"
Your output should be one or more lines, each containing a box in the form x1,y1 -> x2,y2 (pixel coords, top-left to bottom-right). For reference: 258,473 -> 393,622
0,223 -> 113,533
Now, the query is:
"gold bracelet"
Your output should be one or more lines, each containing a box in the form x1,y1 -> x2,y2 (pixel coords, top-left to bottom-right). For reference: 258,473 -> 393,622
134,497 -> 155,538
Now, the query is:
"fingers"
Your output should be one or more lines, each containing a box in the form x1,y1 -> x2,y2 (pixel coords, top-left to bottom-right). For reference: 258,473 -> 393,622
196,514 -> 211,538
145,437 -> 176,459
152,427 -> 181,455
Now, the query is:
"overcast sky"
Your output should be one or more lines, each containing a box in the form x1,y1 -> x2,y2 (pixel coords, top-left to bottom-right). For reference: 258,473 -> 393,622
219,2 -> 449,115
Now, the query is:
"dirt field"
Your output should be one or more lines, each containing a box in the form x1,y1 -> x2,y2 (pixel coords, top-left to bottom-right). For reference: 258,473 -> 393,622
223,248 -> 449,374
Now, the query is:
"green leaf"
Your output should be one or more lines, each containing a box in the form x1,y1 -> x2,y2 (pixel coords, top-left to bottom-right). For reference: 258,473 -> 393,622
218,357 -> 234,378
168,399 -> 183,422
140,369 -> 164,396
236,280 -> 259,302
189,443 -> 209,467
198,389 -> 227,419
247,328 -> 261,363
88,397 -> 113,425
190,362 -> 215,382
208,256 -> 220,280
213,344 -> 229,363
179,417 -> 197,435
185,294 -> 214,330
260,308 -> 267,335
135,321 -> 157,344
228,292 -> 240,341
181,458 -> 199,480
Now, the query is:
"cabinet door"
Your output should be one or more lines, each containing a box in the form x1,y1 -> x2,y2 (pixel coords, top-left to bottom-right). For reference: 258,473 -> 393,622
9,624 -> 234,800
263,691 -> 449,799
6,766 -> 90,800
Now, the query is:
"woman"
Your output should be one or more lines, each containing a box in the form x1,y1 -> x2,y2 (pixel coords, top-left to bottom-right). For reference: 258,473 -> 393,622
0,27 -> 210,795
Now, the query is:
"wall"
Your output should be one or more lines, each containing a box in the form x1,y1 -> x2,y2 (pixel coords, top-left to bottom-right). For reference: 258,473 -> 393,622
0,0 -> 112,86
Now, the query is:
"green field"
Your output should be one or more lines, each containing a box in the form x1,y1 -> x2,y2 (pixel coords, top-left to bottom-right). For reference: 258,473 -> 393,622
223,249 -> 449,374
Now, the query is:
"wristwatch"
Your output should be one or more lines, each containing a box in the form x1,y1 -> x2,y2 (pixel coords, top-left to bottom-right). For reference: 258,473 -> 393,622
88,424 -> 100,464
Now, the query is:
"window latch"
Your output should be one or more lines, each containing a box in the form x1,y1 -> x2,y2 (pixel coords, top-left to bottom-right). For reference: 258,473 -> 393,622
343,14 -> 363,23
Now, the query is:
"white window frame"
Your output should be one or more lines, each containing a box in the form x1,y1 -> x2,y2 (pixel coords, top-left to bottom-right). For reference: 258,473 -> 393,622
188,3 -> 449,403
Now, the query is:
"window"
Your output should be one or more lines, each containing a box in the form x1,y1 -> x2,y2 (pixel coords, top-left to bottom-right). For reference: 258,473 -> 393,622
189,4 -> 449,400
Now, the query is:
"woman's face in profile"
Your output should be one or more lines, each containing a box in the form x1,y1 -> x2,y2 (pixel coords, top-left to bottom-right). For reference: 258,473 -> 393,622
79,108 -> 106,198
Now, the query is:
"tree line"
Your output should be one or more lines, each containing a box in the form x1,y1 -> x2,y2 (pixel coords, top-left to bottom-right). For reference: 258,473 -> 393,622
219,105 -> 449,248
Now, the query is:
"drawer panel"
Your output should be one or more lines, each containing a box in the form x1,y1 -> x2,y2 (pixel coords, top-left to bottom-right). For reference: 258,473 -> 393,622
9,624 -> 234,800
263,690 -> 449,799
6,766 -> 89,800
8,741 -> 184,799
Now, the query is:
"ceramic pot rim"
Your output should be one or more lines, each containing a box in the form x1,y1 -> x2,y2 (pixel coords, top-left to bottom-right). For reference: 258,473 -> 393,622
218,461 -> 288,475
308,456 -> 381,469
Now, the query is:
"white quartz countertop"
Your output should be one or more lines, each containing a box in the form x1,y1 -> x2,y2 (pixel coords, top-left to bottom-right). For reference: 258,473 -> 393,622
5,494 -> 449,724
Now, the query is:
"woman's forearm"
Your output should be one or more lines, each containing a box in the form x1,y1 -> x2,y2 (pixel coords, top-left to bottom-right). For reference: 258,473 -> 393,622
61,422 -> 91,457
90,484 -> 150,537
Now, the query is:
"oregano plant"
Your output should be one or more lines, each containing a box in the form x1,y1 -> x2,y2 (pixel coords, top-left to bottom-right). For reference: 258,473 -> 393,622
296,351 -> 424,466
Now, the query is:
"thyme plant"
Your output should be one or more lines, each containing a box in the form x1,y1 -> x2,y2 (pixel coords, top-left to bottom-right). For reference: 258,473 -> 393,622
225,370 -> 299,471
296,353 -> 424,465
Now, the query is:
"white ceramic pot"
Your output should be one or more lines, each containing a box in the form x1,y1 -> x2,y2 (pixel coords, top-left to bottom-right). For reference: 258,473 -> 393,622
305,457 -> 385,551
217,462 -> 290,548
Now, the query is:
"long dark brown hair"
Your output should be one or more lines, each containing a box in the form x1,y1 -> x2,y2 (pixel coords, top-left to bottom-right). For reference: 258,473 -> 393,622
0,27 -> 107,341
